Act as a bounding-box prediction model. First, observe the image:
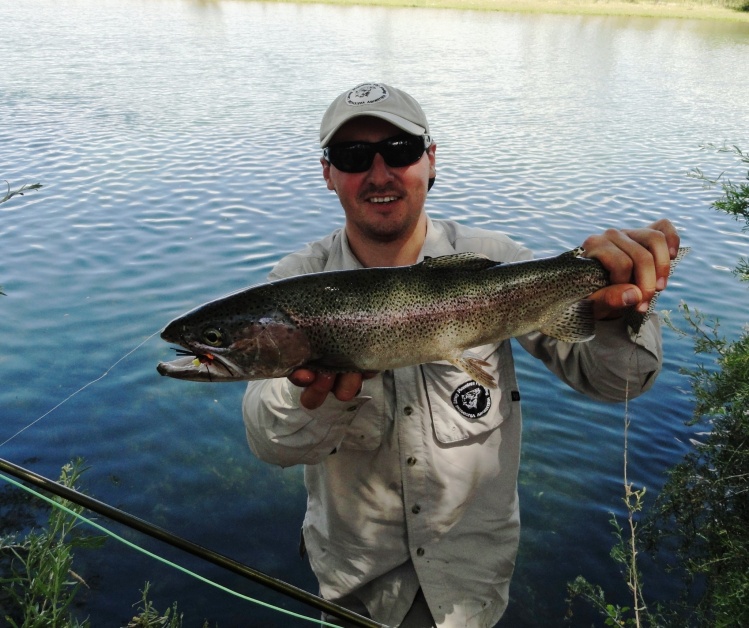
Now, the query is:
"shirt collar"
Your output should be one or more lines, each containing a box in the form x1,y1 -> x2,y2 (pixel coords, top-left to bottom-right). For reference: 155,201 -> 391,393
321,228 -> 364,272
420,217 -> 458,260
330,216 -> 457,271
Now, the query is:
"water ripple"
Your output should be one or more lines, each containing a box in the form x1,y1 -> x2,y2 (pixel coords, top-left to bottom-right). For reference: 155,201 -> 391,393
1,1 -> 748,625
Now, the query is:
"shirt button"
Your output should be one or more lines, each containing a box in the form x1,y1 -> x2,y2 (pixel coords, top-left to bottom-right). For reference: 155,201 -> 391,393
406,456 -> 417,466
411,504 -> 421,514
416,547 -> 425,557
403,406 -> 413,415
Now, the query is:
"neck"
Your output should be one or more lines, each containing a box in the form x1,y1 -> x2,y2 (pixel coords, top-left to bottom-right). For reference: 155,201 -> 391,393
346,214 -> 428,268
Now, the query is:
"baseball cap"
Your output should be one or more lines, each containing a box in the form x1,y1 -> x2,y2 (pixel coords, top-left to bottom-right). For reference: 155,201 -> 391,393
320,83 -> 430,148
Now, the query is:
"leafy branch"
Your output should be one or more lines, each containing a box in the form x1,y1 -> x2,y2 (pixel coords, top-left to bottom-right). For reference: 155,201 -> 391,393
689,143 -> 749,281
567,388 -> 654,627
1,181 -> 43,205
621,403 -> 649,626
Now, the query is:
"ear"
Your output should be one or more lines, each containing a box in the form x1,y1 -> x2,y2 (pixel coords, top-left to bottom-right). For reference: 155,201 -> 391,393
321,157 -> 336,191
427,143 -> 437,179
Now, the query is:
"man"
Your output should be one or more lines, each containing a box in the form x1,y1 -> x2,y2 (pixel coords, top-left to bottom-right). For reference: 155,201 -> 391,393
243,83 -> 680,627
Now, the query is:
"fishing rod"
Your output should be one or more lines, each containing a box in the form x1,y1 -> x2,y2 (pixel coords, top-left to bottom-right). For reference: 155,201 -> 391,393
0,457 -> 388,628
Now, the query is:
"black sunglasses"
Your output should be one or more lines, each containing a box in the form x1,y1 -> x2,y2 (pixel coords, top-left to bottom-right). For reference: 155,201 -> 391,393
323,133 -> 432,174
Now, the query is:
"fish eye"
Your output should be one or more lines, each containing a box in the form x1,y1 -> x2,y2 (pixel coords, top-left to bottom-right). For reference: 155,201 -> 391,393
202,327 -> 224,347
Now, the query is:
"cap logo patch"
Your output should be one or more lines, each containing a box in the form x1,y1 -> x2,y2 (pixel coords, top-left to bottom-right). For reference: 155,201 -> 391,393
346,83 -> 389,107
451,381 -> 492,420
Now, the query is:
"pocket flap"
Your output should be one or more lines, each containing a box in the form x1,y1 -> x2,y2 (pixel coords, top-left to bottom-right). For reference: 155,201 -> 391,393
423,344 -> 515,444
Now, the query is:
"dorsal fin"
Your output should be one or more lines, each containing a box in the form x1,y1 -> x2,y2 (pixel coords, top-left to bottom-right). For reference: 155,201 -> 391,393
557,246 -> 587,260
422,253 -> 498,272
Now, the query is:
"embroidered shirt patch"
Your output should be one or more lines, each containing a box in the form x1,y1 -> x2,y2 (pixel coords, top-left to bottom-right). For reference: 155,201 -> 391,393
451,380 -> 492,420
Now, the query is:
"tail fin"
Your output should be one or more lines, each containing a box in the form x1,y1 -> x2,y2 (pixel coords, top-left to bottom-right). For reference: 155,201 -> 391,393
626,246 -> 690,334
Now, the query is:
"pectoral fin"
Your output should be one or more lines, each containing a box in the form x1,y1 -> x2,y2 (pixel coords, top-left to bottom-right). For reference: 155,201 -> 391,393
540,300 -> 596,342
449,356 -> 497,388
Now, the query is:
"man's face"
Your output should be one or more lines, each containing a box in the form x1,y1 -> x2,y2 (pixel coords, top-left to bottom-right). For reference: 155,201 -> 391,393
321,117 -> 436,245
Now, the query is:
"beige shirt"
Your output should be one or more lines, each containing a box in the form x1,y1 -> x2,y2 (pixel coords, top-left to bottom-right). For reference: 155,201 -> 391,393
243,219 -> 662,627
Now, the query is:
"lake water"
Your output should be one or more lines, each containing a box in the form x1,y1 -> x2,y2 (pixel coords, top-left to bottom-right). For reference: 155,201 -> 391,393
1,0 -> 748,625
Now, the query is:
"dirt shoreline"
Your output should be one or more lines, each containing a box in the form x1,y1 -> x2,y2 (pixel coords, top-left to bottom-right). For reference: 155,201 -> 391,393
270,0 -> 749,22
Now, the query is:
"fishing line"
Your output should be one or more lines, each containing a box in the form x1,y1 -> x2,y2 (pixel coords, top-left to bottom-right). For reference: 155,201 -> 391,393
0,459 -> 388,628
0,329 -> 161,448
0,472 -> 351,628
0,328 -> 385,626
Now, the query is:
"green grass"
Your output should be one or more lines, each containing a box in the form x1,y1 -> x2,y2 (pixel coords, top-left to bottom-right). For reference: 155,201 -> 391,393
0,461 -> 192,627
0,460 -> 99,628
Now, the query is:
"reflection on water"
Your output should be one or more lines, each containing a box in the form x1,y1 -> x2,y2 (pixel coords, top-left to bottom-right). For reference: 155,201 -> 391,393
1,0 -> 748,625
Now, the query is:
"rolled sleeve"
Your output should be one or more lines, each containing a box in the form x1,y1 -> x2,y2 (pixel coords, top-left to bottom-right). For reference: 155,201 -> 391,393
518,313 -> 663,402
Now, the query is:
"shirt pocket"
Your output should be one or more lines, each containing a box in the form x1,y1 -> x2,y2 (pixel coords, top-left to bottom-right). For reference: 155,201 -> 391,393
338,375 -> 387,451
422,343 -> 515,444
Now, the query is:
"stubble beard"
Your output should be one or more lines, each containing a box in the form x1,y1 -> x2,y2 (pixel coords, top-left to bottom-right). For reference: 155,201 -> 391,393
352,187 -> 425,244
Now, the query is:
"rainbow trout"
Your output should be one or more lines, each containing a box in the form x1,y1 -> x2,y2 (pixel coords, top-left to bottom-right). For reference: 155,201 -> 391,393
157,247 -> 688,387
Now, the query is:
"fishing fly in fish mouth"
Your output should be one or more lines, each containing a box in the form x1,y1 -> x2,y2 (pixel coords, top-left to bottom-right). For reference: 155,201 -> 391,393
168,347 -> 236,381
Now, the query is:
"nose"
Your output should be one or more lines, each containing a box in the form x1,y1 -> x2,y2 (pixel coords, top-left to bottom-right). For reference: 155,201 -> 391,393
161,319 -> 183,342
366,152 -> 395,183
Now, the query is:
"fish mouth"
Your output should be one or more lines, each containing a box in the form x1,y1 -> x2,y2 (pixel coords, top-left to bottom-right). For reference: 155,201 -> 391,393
157,348 -> 244,382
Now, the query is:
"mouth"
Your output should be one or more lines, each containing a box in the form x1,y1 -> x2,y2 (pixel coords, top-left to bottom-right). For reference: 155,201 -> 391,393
368,195 -> 400,204
157,347 -> 240,382
362,186 -> 404,206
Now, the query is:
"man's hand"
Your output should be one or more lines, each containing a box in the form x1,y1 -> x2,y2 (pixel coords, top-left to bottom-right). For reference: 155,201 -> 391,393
288,369 -> 376,410
582,218 -> 681,320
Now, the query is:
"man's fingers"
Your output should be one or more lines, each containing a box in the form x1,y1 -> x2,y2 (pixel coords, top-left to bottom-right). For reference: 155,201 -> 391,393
621,226 -> 673,291
289,370 -> 369,410
298,372 -> 336,410
589,284 -> 644,320
288,368 -> 317,387
646,218 -> 682,259
584,229 -> 656,298
582,220 -> 681,316
332,372 -> 365,402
